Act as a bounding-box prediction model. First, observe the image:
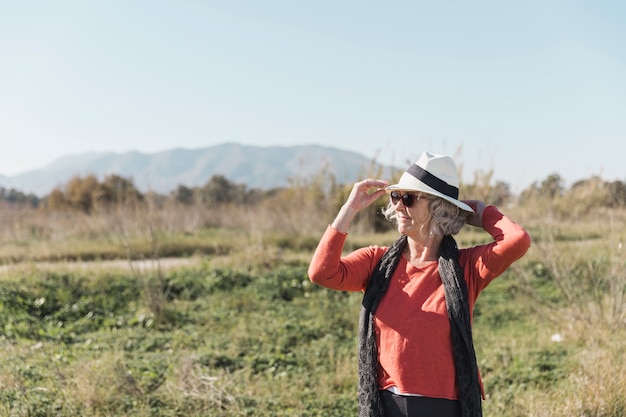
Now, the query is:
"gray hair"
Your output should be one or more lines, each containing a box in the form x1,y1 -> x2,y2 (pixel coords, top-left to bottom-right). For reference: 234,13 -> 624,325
382,196 -> 466,236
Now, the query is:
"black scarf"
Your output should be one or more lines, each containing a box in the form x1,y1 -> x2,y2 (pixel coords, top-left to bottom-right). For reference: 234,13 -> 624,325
357,235 -> 482,417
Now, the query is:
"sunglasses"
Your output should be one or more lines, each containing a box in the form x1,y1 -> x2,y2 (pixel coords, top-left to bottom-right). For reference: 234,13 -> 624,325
389,191 -> 432,208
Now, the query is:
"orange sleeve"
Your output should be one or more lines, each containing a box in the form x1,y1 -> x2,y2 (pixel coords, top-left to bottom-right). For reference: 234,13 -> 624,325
308,225 -> 384,292
461,205 -> 531,298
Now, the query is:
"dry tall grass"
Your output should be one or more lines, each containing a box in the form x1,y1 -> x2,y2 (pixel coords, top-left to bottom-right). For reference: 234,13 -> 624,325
504,205 -> 626,416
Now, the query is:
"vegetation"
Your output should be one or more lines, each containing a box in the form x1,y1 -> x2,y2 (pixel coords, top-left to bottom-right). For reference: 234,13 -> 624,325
1,167 -> 626,416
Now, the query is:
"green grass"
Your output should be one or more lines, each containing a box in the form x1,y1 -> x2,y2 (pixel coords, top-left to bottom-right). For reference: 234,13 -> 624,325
2,252 -> 625,416
0,262 -> 363,416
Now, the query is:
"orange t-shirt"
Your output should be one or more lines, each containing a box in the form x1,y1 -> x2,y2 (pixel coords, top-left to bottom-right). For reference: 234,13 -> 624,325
308,206 -> 531,400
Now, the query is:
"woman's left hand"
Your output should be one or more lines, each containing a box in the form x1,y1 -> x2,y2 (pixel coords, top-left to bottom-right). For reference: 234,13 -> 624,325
462,200 -> 486,228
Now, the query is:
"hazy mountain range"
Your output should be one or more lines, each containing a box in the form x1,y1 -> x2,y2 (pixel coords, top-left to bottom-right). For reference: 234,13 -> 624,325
0,143 -> 397,197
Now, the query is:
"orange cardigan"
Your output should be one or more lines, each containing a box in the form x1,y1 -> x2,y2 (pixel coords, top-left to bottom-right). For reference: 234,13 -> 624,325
308,206 -> 531,400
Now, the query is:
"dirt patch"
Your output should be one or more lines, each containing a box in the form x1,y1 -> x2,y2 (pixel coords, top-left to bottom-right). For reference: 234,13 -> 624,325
0,257 -> 202,275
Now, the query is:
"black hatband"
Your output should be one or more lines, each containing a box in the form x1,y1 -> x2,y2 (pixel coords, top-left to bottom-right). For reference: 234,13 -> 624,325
406,164 -> 459,199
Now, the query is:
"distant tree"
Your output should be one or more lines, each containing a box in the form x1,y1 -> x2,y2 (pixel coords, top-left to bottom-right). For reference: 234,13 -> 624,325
45,188 -> 67,211
605,180 -> 626,207
521,173 -> 565,202
172,185 -> 195,205
539,173 -> 565,199
96,174 -> 143,206
43,174 -> 143,213
201,175 -> 248,204
560,176 -> 609,216
0,187 -> 40,208
64,175 -> 99,213
242,188 -> 266,205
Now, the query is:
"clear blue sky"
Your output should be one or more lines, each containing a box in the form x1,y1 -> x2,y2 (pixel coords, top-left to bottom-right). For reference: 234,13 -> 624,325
1,1 -> 625,192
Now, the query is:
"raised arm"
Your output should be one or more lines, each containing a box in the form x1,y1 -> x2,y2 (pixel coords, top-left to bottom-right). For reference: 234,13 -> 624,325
331,179 -> 389,233
308,179 -> 390,292
461,203 -> 531,291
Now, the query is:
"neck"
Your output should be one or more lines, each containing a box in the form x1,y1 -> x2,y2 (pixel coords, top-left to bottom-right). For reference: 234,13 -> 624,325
404,235 -> 442,264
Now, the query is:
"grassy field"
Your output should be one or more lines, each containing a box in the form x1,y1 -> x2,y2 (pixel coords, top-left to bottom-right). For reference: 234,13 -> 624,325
1,200 -> 626,416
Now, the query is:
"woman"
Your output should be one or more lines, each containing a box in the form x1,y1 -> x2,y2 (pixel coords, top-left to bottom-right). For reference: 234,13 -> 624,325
308,151 -> 531,417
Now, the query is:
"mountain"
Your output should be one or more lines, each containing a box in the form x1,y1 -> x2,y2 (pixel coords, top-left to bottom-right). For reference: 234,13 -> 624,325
0,143 -> 397,197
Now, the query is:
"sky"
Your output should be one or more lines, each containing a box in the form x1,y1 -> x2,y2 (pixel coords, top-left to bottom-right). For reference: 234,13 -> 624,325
1,1 -> 625,192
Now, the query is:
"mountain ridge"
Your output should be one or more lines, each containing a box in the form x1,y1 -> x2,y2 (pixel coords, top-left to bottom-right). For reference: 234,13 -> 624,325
0,143 -> 397,197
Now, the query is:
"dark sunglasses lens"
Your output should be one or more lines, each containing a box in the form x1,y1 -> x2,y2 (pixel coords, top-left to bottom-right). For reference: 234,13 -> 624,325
402,194 -> 415,207
390,192 -> 415,207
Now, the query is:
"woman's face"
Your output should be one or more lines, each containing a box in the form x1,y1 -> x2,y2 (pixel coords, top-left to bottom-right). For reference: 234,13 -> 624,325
389,191 -> 433,237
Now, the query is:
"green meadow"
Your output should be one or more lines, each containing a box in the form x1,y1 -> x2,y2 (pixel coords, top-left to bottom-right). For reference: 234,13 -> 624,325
1,172 -> 626,416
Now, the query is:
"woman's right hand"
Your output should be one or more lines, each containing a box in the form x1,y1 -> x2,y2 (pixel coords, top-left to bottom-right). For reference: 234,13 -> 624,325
331,179 -> 389,233
345,179 -> 390,212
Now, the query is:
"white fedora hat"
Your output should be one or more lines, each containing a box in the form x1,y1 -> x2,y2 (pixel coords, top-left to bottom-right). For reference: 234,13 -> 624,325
386,151 -> 474,213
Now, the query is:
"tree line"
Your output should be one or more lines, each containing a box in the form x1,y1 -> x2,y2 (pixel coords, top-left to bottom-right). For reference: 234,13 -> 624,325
0,187 -> 39,208
0,174 -> 271,213
2,171 -> 626,215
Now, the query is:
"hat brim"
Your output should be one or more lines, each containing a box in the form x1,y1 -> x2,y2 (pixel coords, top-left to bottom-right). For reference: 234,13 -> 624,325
385,184 -> 474,213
